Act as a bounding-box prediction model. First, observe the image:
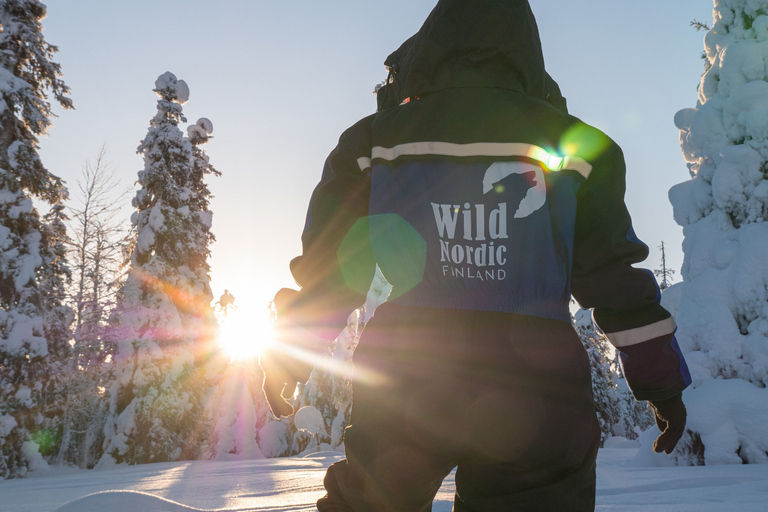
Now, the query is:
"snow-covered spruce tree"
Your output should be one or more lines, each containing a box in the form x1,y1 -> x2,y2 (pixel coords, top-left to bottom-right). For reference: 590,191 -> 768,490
289,269 -> 391,455
0,0 -> 73,478
205,362 -> 265,460
573,309 -> 652,445
670,1 -> 768,464
254,269 -> 393,457
99,73 -> 219,466
297,309 -> 361,452
574,310 -> 617,444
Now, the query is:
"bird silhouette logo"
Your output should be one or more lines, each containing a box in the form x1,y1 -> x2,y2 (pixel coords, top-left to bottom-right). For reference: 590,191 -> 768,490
482,161 -> 546,218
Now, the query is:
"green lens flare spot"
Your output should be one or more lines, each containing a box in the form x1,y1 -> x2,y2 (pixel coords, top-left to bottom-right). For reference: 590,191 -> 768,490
368,214 -> 426,300
30,427 -> 60,456
559,124 -> 611,162
339,215 -> 426,299
338,218 -> 376,295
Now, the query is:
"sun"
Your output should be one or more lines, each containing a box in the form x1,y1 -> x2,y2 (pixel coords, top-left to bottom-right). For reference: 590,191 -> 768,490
216,302 -> 275,361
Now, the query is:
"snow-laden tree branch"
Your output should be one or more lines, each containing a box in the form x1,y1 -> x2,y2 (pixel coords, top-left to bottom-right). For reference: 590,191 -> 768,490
669,0 -> 768,465
0,0 -> 72,479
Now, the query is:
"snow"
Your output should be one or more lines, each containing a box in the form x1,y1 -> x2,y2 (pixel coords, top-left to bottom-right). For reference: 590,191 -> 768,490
670,0 -> 768,465
0,415 -> 17,437
0,310 -> 47,356
186,124 -> 207,141
7,140 -> 23,169
135,223 -> 155,253
154,72 -> 189,104
196,118 -> 213,135
294,406 -> 325,436
258,420 -> 290,458
20,441 -> 47,475
14,386 -> 33,407
16,230 -> 42,290
0,446 -> 766,512
685,379 -> 768,465
207,367 -> 264,460
7,197 -> 33,219
175,80 -> 190,104
196,210 -> 212,229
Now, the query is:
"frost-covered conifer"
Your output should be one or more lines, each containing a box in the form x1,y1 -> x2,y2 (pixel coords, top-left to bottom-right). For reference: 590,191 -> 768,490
244,269 -> 390,458
293,271 -> 392,454
574,310 -> 618,444
205,364 -> 265,460
99,73 -> 219,466
297,310 -> 360,451
573,309 -> 652,445
670,0 -> 768,464
0,0 -> 72,478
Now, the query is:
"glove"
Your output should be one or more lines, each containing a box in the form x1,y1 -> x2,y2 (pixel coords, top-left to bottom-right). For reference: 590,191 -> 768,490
260,288 -> 331,418
649,393 -> 686,454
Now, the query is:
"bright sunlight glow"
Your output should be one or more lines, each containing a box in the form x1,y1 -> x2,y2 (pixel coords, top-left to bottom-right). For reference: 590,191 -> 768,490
216,302 -> 274,361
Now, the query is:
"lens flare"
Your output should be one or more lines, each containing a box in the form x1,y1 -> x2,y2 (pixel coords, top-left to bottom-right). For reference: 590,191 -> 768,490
216,305 -> 274,361
559,124 -> 611,162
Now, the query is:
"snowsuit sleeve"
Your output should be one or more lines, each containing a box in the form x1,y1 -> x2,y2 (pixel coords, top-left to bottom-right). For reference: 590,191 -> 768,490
570,135 -> 691,402
285,115 -> 377,340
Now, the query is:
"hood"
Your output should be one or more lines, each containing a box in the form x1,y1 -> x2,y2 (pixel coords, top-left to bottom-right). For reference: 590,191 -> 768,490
377,0 -> 566,112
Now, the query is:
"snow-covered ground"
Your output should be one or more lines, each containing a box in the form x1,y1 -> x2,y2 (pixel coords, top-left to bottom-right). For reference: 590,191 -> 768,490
1,441 -> 766,512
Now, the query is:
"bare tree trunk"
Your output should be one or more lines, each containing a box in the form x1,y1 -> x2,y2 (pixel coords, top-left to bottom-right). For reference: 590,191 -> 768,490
58,146 -> 129,467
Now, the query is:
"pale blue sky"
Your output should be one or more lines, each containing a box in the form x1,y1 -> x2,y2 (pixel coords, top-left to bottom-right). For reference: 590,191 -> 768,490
39,1 -> 713,313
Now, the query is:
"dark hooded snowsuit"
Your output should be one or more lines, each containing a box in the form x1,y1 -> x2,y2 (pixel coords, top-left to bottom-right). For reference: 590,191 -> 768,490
285,1 -> 691,510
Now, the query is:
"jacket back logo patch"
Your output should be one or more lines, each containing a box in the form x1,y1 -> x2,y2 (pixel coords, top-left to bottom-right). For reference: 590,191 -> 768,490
429,161 -> 545,282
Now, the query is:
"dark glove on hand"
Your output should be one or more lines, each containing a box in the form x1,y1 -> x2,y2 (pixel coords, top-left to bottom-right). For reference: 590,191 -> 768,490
260,288 -> 330,419
650,393 -> 686,454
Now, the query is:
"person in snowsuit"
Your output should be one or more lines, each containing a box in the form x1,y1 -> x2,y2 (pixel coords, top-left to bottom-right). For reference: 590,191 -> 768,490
260,1 -> 691,510
217,289 -> 235,315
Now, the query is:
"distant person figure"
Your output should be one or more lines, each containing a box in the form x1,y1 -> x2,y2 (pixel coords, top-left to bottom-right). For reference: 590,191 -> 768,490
217,289 -> 235,315
260,1 -> 691,511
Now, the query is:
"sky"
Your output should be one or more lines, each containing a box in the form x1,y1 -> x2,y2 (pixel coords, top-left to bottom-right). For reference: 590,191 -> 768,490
1,442 -> 768,511
37,0 -> 715,316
